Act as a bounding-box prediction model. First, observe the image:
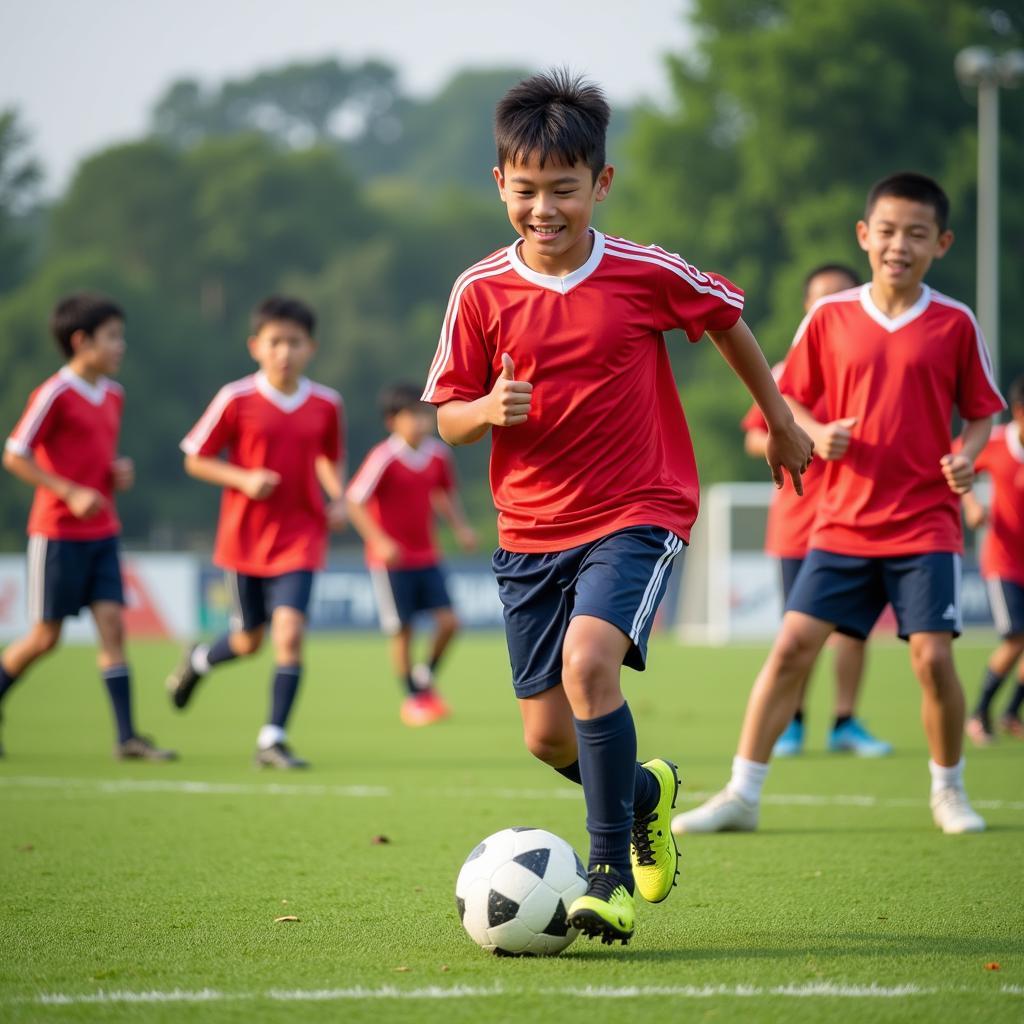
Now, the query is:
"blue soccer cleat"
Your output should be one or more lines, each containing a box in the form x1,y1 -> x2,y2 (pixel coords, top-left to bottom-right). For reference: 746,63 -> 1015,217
773,718 -> 804,758
828,717 -> 892,757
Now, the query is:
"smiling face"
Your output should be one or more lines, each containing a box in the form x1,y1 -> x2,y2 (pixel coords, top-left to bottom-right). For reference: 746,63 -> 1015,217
493,153 -> 613,277
72,317 -> 126,379
856,196 -> 953,297
247,319 -> 316,391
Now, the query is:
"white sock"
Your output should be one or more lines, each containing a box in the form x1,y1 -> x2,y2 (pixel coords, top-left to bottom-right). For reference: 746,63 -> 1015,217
190,644 -> 211,675
728,755 -> 770,805
929,758 -> 964,796
258,724 -> 286,750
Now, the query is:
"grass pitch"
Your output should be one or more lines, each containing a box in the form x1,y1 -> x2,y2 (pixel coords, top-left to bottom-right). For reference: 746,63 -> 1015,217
0,632 -> 1021,1023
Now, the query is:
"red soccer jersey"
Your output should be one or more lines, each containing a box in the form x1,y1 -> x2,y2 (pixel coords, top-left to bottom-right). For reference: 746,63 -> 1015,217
741,362 -> 827,560
421,231 -> 744,552
347,435 -> 455,569
973,424 -> 1024,586
779,284 -> 1005,557
5,367 -> 123,540
181,373 -> 343,576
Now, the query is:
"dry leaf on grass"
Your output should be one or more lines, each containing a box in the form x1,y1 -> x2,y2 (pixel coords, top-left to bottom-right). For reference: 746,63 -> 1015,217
274,915 -> 300,923
371,835 -> 390,845
393,966 -> 411,973
984,962 -> 1001,971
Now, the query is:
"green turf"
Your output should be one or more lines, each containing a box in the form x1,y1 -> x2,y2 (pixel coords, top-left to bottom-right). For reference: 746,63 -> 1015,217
0,633 -> 1021,1023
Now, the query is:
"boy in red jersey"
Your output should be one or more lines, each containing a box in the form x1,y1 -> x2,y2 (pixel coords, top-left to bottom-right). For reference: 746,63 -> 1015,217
0,293 -> 175,760
347,384 -> 476,727
742,263 -> 891,759
963,374 -> 1024,745
675,173 -> 1005,838
166,296 -> 346,769
422,70 -> 813,945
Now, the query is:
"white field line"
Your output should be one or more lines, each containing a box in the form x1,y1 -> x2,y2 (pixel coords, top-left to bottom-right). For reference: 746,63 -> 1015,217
22,981 -> 1023,1005
1,776 -> 1022,811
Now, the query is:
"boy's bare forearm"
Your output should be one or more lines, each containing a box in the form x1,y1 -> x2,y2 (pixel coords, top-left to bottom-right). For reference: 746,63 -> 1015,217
315,456 -> 345,501
783,397 -> 821,435
345,498 -> 392,546
2,448 -> 75,500
708,319 -> 793,430
744,429 -> 769,458
183,453 -> 250,491
437,399 -> 492,446
432,488 -> 468,529
958,417 -> 993,464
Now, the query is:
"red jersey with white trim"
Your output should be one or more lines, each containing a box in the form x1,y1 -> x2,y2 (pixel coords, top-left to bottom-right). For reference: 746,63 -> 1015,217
421,230 -> 744,552
5,367 -> 122,540
779,284 -> 1005,557
740,361 -> 826,560
347,435 -> 455,569
973,424 -> 1024,586
181,373 -> 343,575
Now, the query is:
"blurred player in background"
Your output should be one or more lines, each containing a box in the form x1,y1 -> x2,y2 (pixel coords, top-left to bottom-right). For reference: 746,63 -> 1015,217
347,384 -> 476,726
963,374 -> 1024,745
0,293 -> 175,761
166,296 -> 346,769
423,70 -> 813,946
675,172 -> 1004,837
742,263 -> 891,758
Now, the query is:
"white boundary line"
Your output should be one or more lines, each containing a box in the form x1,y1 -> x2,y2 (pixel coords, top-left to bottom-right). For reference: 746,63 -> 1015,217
1,776 -> 1022,811
16,982 -> 1024,1005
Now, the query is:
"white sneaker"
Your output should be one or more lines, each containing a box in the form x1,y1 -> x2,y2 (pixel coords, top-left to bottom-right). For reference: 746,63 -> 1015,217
930,786 -> 986,834
671,787 -> 759,834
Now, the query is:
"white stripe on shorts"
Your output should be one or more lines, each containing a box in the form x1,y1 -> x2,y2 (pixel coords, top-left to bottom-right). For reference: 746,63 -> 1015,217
26,535 -> 47,624
629,532 -> 684,644
952,553 -> 963,633
225,571 -> 244,632
987,577 -> 1012,636
369,569 -> 401,636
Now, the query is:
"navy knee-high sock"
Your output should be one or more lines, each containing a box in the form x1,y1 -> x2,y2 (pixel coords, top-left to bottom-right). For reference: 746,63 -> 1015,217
268,664 -> 302,730
574,702 -> 639,887
555,758 -> 658,815
102,665 -> 135,744
973,667 -> 1006,726
0,664 -> 20,704
1005,681 -> 1024,720
193,633 -> 237,674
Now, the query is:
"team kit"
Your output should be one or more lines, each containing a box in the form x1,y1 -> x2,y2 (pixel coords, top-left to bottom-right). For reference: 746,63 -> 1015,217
2,71 -> 1022,947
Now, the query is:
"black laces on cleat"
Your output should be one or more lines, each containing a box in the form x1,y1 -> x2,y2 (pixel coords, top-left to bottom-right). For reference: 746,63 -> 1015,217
631,812 -> 658,867
586,866 -> 630,900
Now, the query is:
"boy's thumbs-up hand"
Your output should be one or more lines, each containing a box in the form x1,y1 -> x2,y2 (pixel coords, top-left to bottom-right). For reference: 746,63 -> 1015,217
487,352 -> 533,426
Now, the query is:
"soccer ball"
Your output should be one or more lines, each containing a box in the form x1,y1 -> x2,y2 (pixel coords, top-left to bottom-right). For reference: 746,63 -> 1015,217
455,826 -> 588,956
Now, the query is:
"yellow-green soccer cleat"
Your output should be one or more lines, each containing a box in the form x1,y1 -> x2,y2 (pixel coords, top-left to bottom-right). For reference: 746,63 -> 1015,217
568,865 -> 636,945
630,758 -> 681,903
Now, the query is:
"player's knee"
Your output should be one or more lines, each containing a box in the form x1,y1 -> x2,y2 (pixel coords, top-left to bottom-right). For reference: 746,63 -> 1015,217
911,636 -> 955,685
233,628 -> 263,656
523,727 -> 574,767
561,644 -> 611,693
32,624 -> 61,655
773,629 -> 820,673
437,608 -> 460,634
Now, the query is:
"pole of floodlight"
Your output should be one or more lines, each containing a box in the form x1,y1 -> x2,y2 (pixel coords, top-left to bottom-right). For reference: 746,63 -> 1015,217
955,46 -> 1024,386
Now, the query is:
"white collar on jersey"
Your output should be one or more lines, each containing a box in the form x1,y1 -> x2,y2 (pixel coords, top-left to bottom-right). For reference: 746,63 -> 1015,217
507,229 -> 606,294
858,283 -> 932,333
255,372 -> 311,413
387,432 -> 436,469
1006,422 -> 1024,463
58,365 -> 110,406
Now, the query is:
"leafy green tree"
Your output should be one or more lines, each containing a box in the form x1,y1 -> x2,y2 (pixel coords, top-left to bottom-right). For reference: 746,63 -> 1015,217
609,0 -> 1024,483
0,110 -> 42,294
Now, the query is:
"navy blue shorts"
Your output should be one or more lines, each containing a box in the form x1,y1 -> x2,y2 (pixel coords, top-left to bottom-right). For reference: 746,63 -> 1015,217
225,570 -> 313,632
779,557 -> 804,602
786,548 -> 962,641
27,535 -> 124,623
492,525 -> 685,699
370,565 -> 452,635
986,578 -> 1024,638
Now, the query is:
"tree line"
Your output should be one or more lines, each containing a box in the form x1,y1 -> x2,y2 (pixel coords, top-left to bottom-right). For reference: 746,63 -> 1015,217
0,0 -> 1020,551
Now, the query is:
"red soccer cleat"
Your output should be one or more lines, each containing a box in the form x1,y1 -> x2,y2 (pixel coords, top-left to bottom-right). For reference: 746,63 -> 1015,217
400,689 -> 450,727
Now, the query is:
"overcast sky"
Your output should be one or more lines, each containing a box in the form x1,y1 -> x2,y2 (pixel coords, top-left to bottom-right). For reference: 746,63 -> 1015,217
1,0 -> 694,194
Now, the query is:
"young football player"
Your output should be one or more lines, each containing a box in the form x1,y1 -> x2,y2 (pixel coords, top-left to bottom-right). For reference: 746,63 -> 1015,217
422,70 -> 813,945
741,263 -> 891,758
166,296 -> 346,769
1,293 -> 175,760
674,172 -> 1004,837
963,374 -> 1024,744
347,384 -> 476,726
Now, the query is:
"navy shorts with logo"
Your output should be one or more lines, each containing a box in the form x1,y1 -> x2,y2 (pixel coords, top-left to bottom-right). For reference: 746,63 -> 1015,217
492,525 -> 685,699
986,577 -> 1024,638
225,570 -> 314,632
27,534 -> 124,623
370,565 -> 452,635
786,548 -> 962,641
